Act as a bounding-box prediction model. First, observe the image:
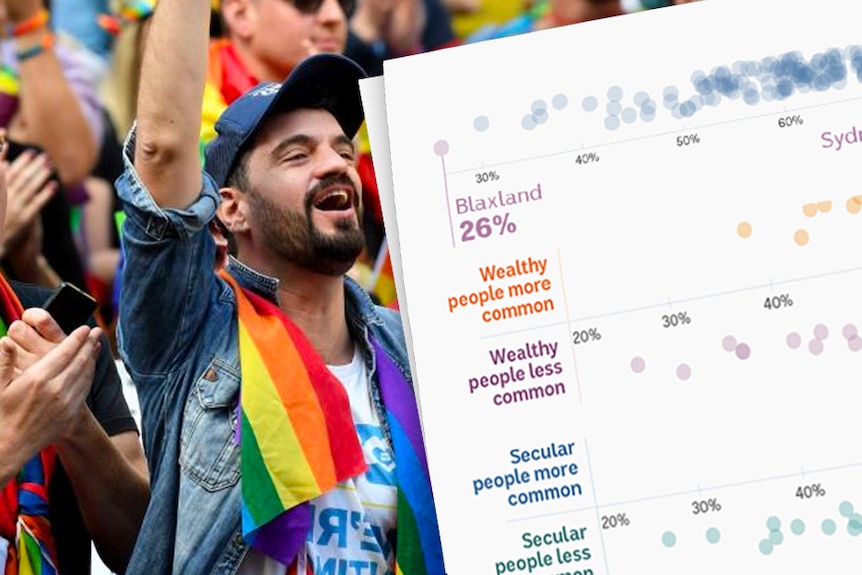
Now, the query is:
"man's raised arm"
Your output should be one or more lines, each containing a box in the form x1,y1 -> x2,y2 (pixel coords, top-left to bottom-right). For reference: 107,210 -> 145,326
133,0 -> 210,209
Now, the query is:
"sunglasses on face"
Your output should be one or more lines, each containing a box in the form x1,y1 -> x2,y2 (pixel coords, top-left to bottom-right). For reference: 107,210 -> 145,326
288,0 -> 355,17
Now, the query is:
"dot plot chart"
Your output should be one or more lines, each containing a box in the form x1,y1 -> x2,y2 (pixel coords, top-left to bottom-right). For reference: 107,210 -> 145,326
371,0 -> 862,573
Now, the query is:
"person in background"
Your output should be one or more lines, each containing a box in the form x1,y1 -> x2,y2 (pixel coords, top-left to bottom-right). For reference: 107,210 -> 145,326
0,0 -> 105,291
0,135 -> 149,575
466,0 -> 622,42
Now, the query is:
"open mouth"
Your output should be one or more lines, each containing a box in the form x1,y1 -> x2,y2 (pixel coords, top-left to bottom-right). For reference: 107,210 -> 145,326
313,188 -> 354,211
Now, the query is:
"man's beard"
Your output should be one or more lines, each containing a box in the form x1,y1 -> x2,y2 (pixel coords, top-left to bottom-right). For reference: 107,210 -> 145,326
247,175 -> 365,276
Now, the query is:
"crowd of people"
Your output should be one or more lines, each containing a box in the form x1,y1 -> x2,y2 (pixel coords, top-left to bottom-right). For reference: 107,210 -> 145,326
0,0 -> 700,573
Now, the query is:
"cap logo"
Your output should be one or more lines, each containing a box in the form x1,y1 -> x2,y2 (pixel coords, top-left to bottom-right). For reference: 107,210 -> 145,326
251,83 -> 282,97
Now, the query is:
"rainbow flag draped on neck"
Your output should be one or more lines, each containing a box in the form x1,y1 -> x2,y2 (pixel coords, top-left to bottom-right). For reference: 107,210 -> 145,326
219,270 -> 446,574
0,274 -> 60,575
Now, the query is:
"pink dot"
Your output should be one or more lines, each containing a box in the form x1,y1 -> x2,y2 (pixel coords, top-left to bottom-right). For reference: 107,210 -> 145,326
809,339 -> 824,356
786,332 -> 802,349
630,356 -> 646,373
433,140 -> 449,156
813,323 -> 829,340
849,336 -> 862,353
735,343 -> 751,360
676,363 -> 692,381
722,335 -> 737,352
843,324 -> 858,340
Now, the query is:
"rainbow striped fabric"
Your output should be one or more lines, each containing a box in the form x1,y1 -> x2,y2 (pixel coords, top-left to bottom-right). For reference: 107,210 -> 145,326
220,271 -> 366,564
221,270 -> 445,573
371,338 -> 446,575
0,274 -> 60,575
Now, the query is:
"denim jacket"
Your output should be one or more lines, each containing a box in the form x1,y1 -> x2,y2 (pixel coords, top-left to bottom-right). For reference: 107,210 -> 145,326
116,130 -> 413,575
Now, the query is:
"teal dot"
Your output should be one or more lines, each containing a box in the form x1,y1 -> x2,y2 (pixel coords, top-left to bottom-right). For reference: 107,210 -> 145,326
662,531 -> 677,548
766,516 -> 781,530
839,501 -> 854,517
848,514 -> 862,536
822,519 -> 837,535
790,519 -> 805,535
769,530 -> 784,545
706,527 -> 721,544
759,539 -> 774,555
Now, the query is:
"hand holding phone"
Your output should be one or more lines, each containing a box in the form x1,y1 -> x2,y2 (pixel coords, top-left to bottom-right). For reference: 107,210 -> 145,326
42,282 -> 98,335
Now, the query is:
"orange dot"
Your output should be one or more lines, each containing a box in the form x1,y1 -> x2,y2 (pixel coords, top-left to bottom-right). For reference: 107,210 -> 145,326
848,195 -> 862,215
737,221 -> 752,238
794,229 -> 809,246
817,200 -> 832,213
802,203 -> 818,217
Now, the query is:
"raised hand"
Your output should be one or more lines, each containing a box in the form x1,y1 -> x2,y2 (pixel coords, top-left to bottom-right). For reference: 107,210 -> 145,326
2,148 -> 57,250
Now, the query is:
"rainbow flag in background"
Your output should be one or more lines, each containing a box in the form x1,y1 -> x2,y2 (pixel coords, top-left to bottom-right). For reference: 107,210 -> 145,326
370,238 -> 398,308
14,454 -> 58,575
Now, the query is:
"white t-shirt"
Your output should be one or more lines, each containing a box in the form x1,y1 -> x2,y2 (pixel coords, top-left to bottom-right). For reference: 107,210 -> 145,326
238,349 -> 398,575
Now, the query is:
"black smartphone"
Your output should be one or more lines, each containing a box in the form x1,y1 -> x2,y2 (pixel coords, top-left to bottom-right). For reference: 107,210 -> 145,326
42,282 -> 98,334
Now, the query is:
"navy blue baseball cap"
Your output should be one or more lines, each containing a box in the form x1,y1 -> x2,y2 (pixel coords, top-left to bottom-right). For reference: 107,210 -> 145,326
204,53 -> 367,188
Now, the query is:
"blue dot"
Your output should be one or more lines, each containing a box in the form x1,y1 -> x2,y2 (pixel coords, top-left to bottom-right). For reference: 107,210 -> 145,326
604,116 -> 621,131
839,501 -> 854,517
552,93 -> 568,110
662,531 -> 676,548
704,91 -> 721,106
634,91 -> 650,106
641,101 -> 656,115
790,519 -> 805,535
680,101 -> 696,117
692,71 -> 713,95
662,86 -> 679,107
776,79 -> 795,98
713,72 -> 740,96
521,114 -> 537,130
473,116 -> 490,132
812,52 -> 826,70
743,61 -> 760,76
606,101 -> 622,116
640,109 -> 656,122
823,519 -> 837,535
828,63 -> 847,82
607,86 -> 623,101
813,73 -> 831,91
582,96 -> 598,112
695,77 -> 714,95
759,539 -> 774,555
621,108 -> 637,124
531,100 -> 547,116
743,89 -> 760,105
766,516 -> 782,531
793,64 -> 815,85
534,111 -> 548,125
